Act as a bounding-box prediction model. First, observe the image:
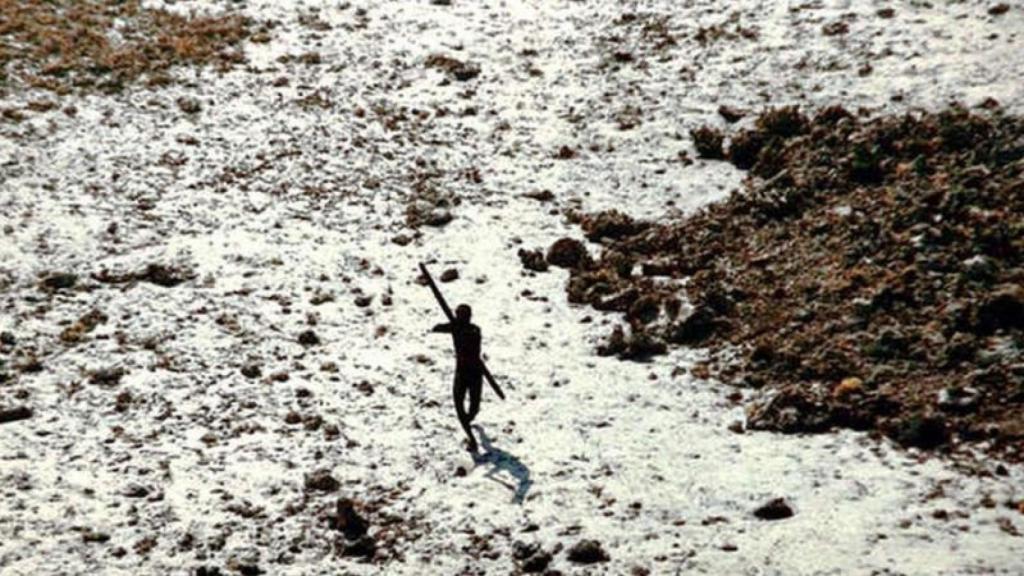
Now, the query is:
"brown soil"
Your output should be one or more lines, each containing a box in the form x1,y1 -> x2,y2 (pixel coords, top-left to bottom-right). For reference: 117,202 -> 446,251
559,103 -> 1024,458
0,0 -> 257,96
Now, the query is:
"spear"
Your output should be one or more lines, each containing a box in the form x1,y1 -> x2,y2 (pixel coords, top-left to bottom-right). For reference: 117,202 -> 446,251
419,263 -> 506,400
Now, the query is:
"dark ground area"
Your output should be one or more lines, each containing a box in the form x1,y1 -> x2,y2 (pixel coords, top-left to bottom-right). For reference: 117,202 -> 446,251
548,103 -> 1024,459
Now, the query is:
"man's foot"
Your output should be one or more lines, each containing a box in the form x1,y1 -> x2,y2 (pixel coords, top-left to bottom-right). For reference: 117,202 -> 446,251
464,437 -> 479,452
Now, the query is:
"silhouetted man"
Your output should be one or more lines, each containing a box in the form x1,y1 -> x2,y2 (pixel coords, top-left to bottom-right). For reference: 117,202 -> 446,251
431,303 -> 483,451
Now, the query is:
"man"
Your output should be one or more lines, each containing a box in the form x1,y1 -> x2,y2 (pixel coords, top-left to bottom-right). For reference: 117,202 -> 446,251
431,303 -> 483,451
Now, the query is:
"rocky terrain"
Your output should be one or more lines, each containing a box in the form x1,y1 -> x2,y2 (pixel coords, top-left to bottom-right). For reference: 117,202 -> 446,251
559,104 -> 1024,460
2,1 -> 1024,575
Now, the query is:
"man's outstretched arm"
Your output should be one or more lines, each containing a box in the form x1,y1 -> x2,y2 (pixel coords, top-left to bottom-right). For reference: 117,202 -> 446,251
431,323 -> 453,333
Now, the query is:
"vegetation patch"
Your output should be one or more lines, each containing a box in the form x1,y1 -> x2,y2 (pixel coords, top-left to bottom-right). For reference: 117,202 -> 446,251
0,0 -> 258,95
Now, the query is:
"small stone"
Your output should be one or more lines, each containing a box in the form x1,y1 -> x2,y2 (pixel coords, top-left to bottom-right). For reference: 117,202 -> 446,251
546,238 -> 590,269
0,331 -> 16,346
518,248 -> 549,272
298,330 -> 320,346
989,4 -> 1010,16
895,415 -> 949,449
727,420 -> 744,434
566,539 -> 609,564
0,406 -> 32,424
240,364 -> 262,379
522,551 -> 553,573
89,367 -> 126,387
177,96 -> 202,114
330,498 -> 369,540
753,498 -> 794,521
440,268 -> 459,283
304,469 -> 340,493
718,105 -> 745,123
40,272 -> 77,291
354,295 -> 373,308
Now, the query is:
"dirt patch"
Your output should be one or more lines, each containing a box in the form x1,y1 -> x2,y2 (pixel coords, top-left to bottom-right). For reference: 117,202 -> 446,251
0,0 -> 257,96
560,103 -> 1024,458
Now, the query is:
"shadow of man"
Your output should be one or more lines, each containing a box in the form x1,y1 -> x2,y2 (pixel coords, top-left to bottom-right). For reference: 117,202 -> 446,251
472,425 -> 532,505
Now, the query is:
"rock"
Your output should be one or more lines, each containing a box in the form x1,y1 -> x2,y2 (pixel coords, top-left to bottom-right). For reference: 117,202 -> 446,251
177,96 -> 202,114
440,268 -> 459,283
554,145 -> 576,160
546,238 -> 590,269
522,551 -> 553,573
122,484 -> 150,498
518,248 -> 549,272
876,7 -> 895,18
822,21 -> 849,36
727,129 -> 765,170
329,498 -> 369,540
424,54 -> 480,81
512,541 -> 541,560
338,536 -> 376,558
566,539 -> 609,564
0,331 -> 14,346
40,272 -> 77,291
989,4 -> 1010,16
753,498 -> 794,520
746,386 -> 833,434
424,208 -> 453,227
976,284 -> 1024,333
137,263 -> 195,287
82,530 -> 110,543
240,364 -> 262,379
667,305 -> 718,344
580,210 -> 647,242
523,189 -> 555,202
936,386 -> 980,413
727,420 -> 744,434
89,367 -> 126,387
691,126 -> 724,159
298,330 -> 320,346
718,105 -> 745,123
304,469 -> 340,493
0,406 -> 32,424
894,414 -> 949,449
354,295 -> 373,308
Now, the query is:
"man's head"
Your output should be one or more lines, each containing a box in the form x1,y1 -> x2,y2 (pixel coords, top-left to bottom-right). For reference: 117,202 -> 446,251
455,304 -> 472,323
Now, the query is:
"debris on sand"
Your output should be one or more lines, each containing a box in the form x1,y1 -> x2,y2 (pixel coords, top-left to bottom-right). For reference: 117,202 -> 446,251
566,539 -> 610,564
561,104 -> 1024,458
753,497 -> 795,520
0,406 -> 33,424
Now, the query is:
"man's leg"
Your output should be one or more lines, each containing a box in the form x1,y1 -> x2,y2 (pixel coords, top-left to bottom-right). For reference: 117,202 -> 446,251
467,372 -> 482,422
453,375 -> 477,451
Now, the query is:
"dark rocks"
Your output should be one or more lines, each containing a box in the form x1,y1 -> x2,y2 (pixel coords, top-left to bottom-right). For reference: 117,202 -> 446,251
753,498 -> 795,520
546,238 -> 589,269
523,189 -> 555,202
0,331 -> 15,346
354,295 -> 373,308
240,364 -> 262,379
177,96 -> 202,114
298,330 -> 320,346
976,284 -> 1024,333
822,21 -> 849,36
746,386 -> 833,434
667,305 -> 719,344
304,469 -> 340,493
894,414 -> 949,449
580,210 -> 647,242
727,129 -> 764,170
338,536 -> 376,558
989,4 -> 1010,16
328,498 -> 369,540
137,263 -> 195,287
691,126 -> 724,159
521,550 -> 552,573
425,54 -> 480,81
718,105 -> 745,123
440,268 -> 459,283
518,248 -> 549,272
566,539 -> 609,564
0,406 -> 32,424
89,367 -> 126,387
40,272 -> 77,291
